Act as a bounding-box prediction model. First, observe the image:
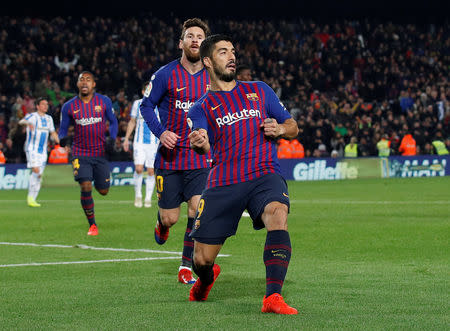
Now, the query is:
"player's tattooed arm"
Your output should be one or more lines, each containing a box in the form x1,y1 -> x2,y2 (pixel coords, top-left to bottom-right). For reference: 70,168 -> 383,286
261,118 -> 298,139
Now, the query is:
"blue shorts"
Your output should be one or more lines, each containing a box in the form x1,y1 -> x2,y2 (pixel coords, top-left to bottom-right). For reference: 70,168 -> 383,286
190,173 -> 290,244
155,168 -> 209,209
71,156 -> 111,190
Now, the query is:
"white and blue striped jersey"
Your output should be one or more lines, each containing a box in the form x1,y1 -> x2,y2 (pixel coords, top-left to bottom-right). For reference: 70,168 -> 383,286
23,112 -> 55,154
131,99 -> 159,145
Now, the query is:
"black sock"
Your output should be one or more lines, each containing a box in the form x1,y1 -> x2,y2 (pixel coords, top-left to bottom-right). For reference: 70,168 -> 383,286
193,262 -> 214,286
263,230 -> 292,297
181,217 -> 195,268
81,191 -> 95,226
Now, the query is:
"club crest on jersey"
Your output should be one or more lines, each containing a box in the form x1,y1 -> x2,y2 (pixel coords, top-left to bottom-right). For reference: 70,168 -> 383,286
94,105 -> 102,112
144,82 -> 153,97
246,93 -> 259,101
194,219 -> 201,230
206,84 -> 211,91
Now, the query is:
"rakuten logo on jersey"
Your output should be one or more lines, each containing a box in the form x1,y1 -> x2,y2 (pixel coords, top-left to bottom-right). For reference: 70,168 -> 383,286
175,100 -> 194,112
216,109 -> 261,127
75,117 -> 103,126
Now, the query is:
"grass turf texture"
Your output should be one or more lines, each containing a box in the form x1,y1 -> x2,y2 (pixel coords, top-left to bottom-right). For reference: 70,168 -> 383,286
0,177 -> 448,330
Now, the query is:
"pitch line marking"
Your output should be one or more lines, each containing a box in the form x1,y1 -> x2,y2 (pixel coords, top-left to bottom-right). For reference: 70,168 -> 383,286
291,199 -> 450,205
0,256 -> 181,268
0,199 -> 448,205
0,242 -> 231,257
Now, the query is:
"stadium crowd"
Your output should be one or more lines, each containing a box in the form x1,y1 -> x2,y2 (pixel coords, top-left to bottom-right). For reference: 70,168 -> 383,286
0,15 -> 449,162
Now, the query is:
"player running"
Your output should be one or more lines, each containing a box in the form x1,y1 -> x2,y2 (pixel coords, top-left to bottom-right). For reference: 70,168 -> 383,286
140,18 -> 211,284
59,71 -> 118,236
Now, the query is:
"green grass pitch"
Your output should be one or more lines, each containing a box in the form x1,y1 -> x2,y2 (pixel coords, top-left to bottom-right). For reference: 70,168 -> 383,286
0,177 -> 449,330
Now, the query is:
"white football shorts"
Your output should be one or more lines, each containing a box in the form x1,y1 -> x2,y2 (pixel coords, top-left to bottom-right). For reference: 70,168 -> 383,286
133,143 -> 157,168
26,150 -> 48,169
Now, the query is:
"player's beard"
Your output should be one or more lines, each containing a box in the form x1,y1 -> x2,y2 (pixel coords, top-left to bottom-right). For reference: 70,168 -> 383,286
183,45 -> 200,63
213,63 -> 235,82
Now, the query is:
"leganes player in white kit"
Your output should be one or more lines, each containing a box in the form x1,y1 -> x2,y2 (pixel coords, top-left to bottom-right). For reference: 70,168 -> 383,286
19,97 -> 59,207
124,82 -> 160,208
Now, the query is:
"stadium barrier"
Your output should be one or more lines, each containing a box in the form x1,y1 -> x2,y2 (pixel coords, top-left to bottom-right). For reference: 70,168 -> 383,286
279,155 -> 449,181
0,155 -> 449,190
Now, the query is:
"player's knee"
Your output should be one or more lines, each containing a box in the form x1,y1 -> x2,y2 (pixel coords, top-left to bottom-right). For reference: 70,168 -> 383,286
160,213 -> 178,227
187,205 -> 198,218
97,188 -> 109,196
262,202 -> 288,231
193,252 -> 215,267
188,196 -> 201,216
80,181 -> 92,192
135,166 -> 144,174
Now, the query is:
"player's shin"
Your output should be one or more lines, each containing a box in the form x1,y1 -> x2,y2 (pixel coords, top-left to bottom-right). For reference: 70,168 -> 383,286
133,171 -> 143,198
263,230 -> 292,296
80,191 -> 96,226
192,262 -> 214,286
181,217 -> 195,268
28,172 -> 40,199
145,174 -> 155,201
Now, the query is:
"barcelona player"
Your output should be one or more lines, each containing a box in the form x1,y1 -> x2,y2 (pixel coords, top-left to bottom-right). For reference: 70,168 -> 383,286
140,18 -> 211,284
187,35 -> 299,314
59,71 -> 118,236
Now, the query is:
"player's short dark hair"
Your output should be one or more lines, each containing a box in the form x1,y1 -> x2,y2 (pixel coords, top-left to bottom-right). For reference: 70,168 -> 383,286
236,64 -> 251,76
78,71 -> 95,81
35,97 -> 47,106
180,18 -> 210,40
200,34 -> 234,62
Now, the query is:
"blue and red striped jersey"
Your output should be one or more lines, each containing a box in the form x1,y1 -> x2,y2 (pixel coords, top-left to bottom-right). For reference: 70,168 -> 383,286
140,59 -> 211,170
59,93 -> 118,157
187,81 -> 292,188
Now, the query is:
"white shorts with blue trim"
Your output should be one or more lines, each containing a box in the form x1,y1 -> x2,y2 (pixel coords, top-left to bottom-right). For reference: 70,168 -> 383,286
26,150 -> 47,169
133,143 -> 157,168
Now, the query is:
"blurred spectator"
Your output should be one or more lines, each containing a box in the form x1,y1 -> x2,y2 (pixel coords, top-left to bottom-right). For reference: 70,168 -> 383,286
277,138 -> 292,159
0,142 -> 6,163
399,133 -> 417,156
376,134 -> 391,157
54,55 -> 80,72
344,136 -> 358,157
236,64 -> 252,81
290,139 -> 305,158
0,16 -> 448,159
48,144 -> 69,164
431,135 -> 449,155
